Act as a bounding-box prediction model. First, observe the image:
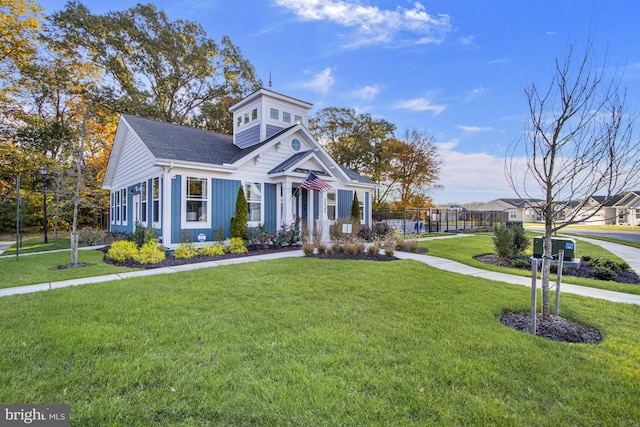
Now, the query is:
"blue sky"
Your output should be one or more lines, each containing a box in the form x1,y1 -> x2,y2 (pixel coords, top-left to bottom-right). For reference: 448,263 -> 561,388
38,0 -> 640,204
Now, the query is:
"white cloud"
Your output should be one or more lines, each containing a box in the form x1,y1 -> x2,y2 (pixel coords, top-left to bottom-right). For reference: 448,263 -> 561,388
393,97 -> 446,115
350,85 -> 379,101
456,125 -> 493,133
298,68 -> 335,93
465,86 -> 486,100
274,0 -> 451,47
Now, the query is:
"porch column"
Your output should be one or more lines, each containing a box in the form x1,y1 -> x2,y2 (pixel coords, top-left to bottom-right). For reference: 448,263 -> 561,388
320,191 -> 330,243
282,180 -> 293,226
162,168 -> 172,246
307,189 -> 314,241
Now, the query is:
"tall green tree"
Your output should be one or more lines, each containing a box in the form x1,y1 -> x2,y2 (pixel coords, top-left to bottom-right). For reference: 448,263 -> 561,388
309,107 -> 396,206
50,2 -> 261,128
230,186 -> 248,240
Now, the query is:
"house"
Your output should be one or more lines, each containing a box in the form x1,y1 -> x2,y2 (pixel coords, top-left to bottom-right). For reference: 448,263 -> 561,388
101,88 -> 377,247
477,198 -> 544,223
573,192 -> 640,225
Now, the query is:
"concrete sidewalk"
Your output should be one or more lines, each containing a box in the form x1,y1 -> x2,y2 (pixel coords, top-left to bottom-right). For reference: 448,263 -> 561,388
1,234 -> 639,305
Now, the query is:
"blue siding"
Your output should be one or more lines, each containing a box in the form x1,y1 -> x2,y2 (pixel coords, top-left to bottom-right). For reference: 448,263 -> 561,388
337,189 -> 353,220
235,125 -> 260,149
171,175 -> 182,243
264,183 -> 277,232
266,124 -> 284,139
212,178 -> 241,239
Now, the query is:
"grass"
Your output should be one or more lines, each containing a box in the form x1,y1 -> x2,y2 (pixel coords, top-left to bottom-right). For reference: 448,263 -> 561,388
421,233 -> 640,295
0,258 -> 638,425
0,250 -> 138,289
2,235 -> 74,255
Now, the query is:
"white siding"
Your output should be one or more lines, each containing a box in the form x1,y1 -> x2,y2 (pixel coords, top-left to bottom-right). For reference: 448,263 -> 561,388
110,127 -> 161,190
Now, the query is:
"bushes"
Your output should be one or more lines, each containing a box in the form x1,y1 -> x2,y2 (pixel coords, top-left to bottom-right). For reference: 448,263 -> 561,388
106,240 -> 139,262
493,225 -> 530,260
174,243 -> 198,259
137,240 -> 165,264
199,243 -> 226,256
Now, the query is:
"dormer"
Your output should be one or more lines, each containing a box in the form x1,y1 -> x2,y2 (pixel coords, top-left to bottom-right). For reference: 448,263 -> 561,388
229,88 -> 313,149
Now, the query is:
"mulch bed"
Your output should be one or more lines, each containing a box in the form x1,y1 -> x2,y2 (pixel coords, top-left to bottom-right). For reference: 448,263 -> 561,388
475,254 -> 640,284
102,245 -> 302,269
500,311 -> 603,344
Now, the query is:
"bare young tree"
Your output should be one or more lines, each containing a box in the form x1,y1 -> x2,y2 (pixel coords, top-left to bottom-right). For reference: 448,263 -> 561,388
506,42 -> 640,319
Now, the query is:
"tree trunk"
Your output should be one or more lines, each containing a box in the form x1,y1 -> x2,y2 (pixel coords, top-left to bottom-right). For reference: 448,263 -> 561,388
71,105 -> 89,266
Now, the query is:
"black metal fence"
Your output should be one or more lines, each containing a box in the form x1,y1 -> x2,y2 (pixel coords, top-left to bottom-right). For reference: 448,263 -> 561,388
372,208 -> 509,235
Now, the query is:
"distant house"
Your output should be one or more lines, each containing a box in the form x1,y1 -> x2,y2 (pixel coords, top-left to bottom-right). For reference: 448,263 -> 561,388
573,192 -> 640,225
101,88 -> 377,247
477,198 -> 544,223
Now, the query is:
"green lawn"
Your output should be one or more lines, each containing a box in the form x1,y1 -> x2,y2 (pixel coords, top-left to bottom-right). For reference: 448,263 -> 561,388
421,234 -> 640,295
0,250 -> 138,289
0,258 -> 638,425
2,235 -> 73,255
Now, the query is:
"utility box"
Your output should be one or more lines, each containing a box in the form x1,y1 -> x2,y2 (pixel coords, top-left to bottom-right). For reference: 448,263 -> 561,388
533,237 -> 576,261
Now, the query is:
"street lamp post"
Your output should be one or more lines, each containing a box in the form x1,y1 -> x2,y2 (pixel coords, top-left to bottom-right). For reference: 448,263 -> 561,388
39,166 -> 48,244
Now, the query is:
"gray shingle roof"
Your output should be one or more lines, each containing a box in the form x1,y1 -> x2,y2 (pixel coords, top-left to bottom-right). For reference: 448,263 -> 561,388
122,114 -> 240,165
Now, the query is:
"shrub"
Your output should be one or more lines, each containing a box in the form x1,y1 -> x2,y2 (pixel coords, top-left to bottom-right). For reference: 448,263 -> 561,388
302,242 -> 314,256
351,192 -> 360,223
199,243 -> 226,257
357,225 -> 375,241
395,238 -> 406,250
230,186 -> 248,240
593,265 -> 616,281
229,237 -> 248,254
372,221 -> 392,238
106,240 -> 139,262
511,258 -> 530,269
317,243 -> 327,254
492,226 -> 515,260
136,240 -> 166,264
214,227 -> 225,242
179,229 -> 193,244
510,225 -> 530,255
132,222 -> 147,247
78,228 -> 111,246
174,243 -> 198,259
144,227 -> 158,244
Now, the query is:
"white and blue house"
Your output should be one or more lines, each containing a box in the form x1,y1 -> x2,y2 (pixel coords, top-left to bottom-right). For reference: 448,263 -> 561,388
102,88 -> 377,247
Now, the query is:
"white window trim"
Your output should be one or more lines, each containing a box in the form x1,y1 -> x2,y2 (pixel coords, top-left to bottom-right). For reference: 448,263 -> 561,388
122,188 -> 128,226
245,181 -> 263,227
152,177 -> 161,229
111,192 -> 115,224
181,175 -> 211,229
140,181 -> 148,227
327,190 -> 336,221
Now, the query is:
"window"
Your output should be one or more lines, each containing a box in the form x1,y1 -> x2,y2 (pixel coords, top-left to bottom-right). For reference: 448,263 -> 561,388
245,182 -> 262,222
152,177 -> 160,225
357,191 -> 364,223
283,112 -> 291,123
327,190 -> 336,220
237,117 -> 242,128
115,190 -> 121,223
122,188 -> 127,225
251,108 -> 258,120
244,113 -> 249,124
295,115 -> 302,124
186,177 -> 208,222
141,181 -> 147,224
270,108 -> 279,120
111,193 -> 115,224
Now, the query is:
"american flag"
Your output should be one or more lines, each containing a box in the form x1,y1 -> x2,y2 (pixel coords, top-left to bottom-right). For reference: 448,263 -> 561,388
300,172 -> 332,192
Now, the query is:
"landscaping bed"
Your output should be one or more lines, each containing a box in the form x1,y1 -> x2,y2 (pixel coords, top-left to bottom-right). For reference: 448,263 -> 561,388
475,254 -> 640,284
500,311 -> 603,344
